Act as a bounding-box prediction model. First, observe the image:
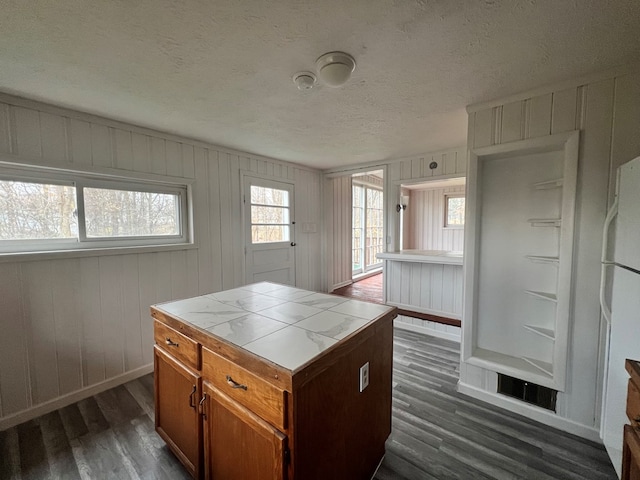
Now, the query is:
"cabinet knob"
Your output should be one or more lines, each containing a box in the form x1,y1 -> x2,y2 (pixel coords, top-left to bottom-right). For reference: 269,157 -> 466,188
226,375 -> 248,390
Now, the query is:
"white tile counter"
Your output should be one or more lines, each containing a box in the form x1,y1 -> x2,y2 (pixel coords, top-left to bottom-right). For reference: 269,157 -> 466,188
153,282 -> 394,371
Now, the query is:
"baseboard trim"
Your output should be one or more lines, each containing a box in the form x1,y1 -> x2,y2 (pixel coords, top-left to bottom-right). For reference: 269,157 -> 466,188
394,320 -> 461,343
457,381 -> 602,443
0,364 -> 153,431
330,279 -> 352,292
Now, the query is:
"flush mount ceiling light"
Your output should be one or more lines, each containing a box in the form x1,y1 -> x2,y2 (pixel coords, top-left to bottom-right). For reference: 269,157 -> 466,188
315,52 -> 356,87
292,71 -> 317,91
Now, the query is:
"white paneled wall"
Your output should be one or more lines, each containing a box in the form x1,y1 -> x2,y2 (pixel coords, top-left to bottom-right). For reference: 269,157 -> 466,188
387,147 -> 467,253
325,176 -> 352,291
0,94 -> 322,428
459,70 -> 640,439
406,185 -> 465,251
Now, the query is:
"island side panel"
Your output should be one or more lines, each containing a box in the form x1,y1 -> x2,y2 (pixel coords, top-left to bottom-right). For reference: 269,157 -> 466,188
291,315 -> 393,480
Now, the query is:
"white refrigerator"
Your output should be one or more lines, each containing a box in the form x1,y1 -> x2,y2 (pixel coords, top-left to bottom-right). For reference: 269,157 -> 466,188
601,155 -> 640,477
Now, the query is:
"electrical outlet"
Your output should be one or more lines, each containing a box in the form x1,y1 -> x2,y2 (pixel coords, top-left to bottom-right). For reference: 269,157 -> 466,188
359,362 -> 370,392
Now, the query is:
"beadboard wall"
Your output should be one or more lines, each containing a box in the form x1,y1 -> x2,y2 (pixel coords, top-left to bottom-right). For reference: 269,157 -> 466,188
325,176 -> 353,291
458,70 -> 640,440
0,94 -> 323,429
406,184 -> 465,251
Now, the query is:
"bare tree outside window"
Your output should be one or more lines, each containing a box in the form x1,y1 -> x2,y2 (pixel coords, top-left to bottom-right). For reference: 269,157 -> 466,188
250,186 -> 290,243
0,180 -> 77,240
445,195 -> 465,227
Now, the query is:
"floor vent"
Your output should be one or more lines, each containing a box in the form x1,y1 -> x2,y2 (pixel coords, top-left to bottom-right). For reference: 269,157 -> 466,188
497,374 -> 557,412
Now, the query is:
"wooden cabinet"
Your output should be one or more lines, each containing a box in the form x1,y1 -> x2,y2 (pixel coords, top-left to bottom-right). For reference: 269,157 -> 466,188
154,345 -> 202,478
151,286 -> 395,480
623,359 -> 640,480
203,383 -> 287,480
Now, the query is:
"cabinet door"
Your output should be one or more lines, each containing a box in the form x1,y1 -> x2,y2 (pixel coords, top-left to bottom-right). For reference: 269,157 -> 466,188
623,425 -> 640,480
202,382 -> 287,480
154,345 -> 202,478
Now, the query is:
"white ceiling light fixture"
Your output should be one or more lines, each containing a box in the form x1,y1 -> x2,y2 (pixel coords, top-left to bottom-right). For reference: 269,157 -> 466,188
315,52 -> 356,87
292,71 -> 317,91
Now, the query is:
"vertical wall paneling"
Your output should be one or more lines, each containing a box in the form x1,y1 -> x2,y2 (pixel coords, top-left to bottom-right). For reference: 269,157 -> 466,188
527,94 -> 553,138
609,73 -> 640,205
195,148 -> 216,294
131,133 -> 151,173
68,119 -> 92,165
164,140 -> 182,178
113,129 -> 134,171
22,261 -> 59,404
0,103 -> 11,154
228,153 -> 244,288
98,256 -> 125,379
474,108 -> 494,148
217,152 -> 234,290
89,124 -> 112,168
181,143 -> 195,179
150,137 -> 166,175
39,112 -> 68,163
137,253 -> 158,365
13,107 -> 42,159
78,257 -> 105,387
50,259 -> 82,396
567,78 -> 614,423
121,255 -> 143,371
501,101 -> 524,143
551,88 -> 578,134
0,263 -> 29,416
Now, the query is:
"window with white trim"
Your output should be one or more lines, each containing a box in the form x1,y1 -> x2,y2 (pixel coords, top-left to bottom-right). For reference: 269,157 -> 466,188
0,168 -> 189,253
444,194 -> 465,228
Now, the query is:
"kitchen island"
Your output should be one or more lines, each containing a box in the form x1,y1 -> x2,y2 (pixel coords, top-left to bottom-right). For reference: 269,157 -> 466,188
377,249 -> 463,323
151,282 -> 397,480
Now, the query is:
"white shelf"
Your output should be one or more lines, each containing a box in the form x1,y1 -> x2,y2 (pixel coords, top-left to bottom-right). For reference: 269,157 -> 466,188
521,357 -> 554,378
523,324 -> 555,341
525,255 -> 559,265
533,178 -> 563,190
467,348 -> 557,388
528,218 -> 561,227
524,290 -> 558,302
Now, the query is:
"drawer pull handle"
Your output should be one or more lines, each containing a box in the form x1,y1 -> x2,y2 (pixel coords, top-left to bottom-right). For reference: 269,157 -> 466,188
165,338 -> 179,347
226,375 -> 248,390
188,385 -> 197,408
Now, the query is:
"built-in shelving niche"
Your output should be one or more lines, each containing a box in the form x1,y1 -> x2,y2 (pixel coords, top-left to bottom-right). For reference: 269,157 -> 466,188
461,131 -> 579,391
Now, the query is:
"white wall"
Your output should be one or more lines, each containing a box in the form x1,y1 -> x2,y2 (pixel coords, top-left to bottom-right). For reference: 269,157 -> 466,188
406,185 -> 465,251
325,176 -> 352,291
0,94 -> 323,428
458,68 -> 640,440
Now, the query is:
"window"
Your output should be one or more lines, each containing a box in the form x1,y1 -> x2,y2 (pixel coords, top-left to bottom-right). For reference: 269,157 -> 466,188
445,194 -> 465,227
249,185 -> 290,244
352,183 -> 384,275
0,168 -> 188,254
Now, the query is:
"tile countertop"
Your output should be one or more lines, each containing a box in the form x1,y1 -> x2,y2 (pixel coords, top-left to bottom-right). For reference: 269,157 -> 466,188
152,282 -> 395,372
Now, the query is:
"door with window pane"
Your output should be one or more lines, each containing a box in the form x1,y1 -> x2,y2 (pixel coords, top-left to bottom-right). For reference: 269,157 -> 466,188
244,177 -> 295,286
352,184 -> 384,275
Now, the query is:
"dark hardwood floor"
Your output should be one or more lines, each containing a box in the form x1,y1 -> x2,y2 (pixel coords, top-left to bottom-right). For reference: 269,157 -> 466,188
0,329 -> 617,479
333,272 -> 383,304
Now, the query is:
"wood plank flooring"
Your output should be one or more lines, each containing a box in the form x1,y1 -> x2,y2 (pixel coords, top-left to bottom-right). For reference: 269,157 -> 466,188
333,272 -> 383,304
0,329 -> 617,479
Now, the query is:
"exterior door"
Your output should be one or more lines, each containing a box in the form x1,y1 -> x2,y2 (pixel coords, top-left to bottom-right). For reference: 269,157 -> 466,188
244,176 -> 296,286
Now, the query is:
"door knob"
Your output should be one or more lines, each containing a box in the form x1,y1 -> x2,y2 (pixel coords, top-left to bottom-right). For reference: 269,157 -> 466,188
290,242 -> 296,246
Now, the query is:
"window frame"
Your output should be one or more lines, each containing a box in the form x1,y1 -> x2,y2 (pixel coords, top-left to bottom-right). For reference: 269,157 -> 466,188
0,164 -> 191,255
444,193 -> 465,229
352,181 -> 384,275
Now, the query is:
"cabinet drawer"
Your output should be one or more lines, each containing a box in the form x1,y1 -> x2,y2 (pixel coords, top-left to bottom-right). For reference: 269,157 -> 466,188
628,378 -> 640,427
154,321 -> 200,370
202,347 -> 286,431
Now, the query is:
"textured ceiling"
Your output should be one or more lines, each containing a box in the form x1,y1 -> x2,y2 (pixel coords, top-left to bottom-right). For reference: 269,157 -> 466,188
1,0 -> 639,170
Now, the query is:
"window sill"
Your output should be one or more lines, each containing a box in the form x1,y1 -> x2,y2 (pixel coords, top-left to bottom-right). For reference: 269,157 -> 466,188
0,242 -> 198,263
